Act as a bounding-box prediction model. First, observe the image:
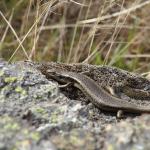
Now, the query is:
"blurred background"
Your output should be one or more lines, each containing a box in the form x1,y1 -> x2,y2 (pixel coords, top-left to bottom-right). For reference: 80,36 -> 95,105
0,0 -> 150,72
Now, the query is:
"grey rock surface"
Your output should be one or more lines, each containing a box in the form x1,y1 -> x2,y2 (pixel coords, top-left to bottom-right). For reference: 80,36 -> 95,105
0,60 -> 150,150
104,115 -> 150,150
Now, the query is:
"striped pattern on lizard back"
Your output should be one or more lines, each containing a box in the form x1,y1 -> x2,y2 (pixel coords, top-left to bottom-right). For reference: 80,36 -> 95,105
51,71 -> 150,113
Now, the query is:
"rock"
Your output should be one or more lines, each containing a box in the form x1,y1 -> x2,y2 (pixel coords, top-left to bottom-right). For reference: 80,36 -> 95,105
0,60 -> 150,150
0,61 -> 59,116
104,115 -> 150,150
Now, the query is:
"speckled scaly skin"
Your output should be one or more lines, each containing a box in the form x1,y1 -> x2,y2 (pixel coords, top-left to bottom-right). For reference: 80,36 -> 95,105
44,70 -> 150,113
27,61 -> 150,99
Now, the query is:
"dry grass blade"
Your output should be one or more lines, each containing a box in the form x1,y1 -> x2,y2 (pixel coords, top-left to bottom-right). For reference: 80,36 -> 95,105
103,0 -> 126,65
30,1 -> 55,60
0,10 -> 29,61
85,0 -> 108,64
73,0 -> 92,63
67,0 -> 87,63
108,30 -> 145,66
0,10 -> 13,49
122,54 -> 150,58
78,0 -> 150,24
8,0 -> 62,62
31,24 -> 150,30
69,0 -> 88,6
29,0 -> 40,60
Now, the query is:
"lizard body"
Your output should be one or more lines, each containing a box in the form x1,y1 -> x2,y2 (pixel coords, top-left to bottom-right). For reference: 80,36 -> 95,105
32,62 -> 150,99
46,70 -> 150,113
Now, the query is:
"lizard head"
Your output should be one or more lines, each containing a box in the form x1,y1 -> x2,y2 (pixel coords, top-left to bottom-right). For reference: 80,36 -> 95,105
45,69 -> 73,83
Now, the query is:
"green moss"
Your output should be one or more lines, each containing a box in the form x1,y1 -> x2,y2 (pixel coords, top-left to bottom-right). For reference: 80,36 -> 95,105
30,132 -> 40,141
32,107 -> 49,120
12,148 -> 18,150
35,107 -> 46,114
0,116 -> 20,131
0,86 -> 12,101
0,70 -> 4,76
15,140 -> 31,150
0,115 -> 41,149
15,86 -> 26,95
1,115 -> 13,123
4,122 -> 20,131
49,107 -> 66,124
17,77 -> 24,81
108,145 -> 114,150
50,112 -> 59,124
23,129 -> 29,135
22,129 -> 40,141
70,134 -> 84,146
4,77 -> 17,83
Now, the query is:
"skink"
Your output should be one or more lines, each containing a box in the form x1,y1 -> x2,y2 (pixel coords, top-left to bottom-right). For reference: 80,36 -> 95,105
46,70 -> 150,114
33,62 -> 150,100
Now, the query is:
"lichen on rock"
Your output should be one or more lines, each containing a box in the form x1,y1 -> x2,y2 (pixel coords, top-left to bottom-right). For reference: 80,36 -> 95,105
0,60 -> 150,150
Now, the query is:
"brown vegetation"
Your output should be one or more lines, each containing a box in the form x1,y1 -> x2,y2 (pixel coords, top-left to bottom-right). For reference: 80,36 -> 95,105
0,0 -> 150,72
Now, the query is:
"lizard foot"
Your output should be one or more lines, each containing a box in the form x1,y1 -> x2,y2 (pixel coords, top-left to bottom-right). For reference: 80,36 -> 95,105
117,110 -> 124,119
58,82 -> 73,88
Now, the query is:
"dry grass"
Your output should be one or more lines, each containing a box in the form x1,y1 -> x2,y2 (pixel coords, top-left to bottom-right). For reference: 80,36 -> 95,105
0,0 -> 150,72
